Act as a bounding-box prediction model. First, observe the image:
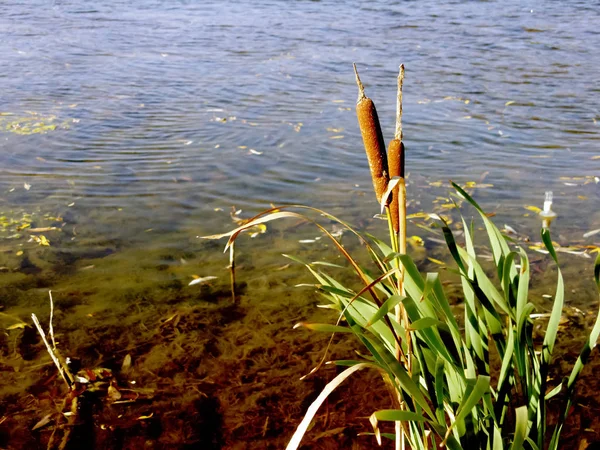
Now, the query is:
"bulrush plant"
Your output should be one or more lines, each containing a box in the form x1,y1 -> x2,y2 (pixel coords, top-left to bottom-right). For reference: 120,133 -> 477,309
204,65 -> 600,449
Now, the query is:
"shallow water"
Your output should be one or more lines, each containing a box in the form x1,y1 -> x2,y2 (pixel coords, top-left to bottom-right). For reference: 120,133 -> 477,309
1,1 -> 599,448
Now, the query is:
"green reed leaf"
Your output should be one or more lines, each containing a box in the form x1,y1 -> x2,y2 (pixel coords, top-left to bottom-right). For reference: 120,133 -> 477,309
510,405 -> 528,450
366,294 -> 404,327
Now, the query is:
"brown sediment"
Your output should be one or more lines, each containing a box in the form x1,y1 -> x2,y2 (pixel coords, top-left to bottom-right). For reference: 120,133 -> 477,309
0,239 -> 599,449
353,64 -> 389,204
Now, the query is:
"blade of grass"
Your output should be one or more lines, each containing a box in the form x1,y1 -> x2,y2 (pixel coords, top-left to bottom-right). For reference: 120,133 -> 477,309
510,405 -> 528,450
286,363 -> 373,450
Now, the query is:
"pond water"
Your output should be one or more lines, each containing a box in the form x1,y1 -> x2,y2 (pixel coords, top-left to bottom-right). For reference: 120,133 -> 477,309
1,1 -> 599,448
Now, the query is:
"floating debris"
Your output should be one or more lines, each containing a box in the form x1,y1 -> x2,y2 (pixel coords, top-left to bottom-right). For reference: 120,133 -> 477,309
31,235 -> 50,246
583,229 -> 600,238
427,257 -> 445,266
525,205 -> 542,213
188,276 -> 217,286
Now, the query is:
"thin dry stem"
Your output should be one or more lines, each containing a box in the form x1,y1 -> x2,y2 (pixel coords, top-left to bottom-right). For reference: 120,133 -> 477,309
394,65 -> 409,450
58,396 -> 78,450
353,63 -> 366,102
49,290 -> 56,350
395,64 -> 405,141
229,244 -> 236,303
32,314 -> 72,389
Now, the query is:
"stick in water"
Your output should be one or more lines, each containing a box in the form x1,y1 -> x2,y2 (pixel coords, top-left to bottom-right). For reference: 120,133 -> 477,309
31,313 -> 72,389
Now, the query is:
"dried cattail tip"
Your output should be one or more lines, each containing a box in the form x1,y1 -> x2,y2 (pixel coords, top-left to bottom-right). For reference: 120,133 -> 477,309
387,139 -> 405,233
353,64 -> 389,204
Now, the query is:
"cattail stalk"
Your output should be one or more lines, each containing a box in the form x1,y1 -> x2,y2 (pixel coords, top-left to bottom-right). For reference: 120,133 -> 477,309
392,65 -> 409,450
354,64 -> 390,204
390,65 -> 408,348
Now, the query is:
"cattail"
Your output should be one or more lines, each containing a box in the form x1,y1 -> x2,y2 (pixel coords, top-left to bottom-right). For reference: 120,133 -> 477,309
389,64 -> 406,235
354,64 -> 389,204
387,139 -> 404,233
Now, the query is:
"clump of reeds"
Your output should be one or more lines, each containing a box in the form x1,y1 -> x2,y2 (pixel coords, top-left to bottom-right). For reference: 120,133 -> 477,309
206,65 -> 600,450
354,63 -> 409,448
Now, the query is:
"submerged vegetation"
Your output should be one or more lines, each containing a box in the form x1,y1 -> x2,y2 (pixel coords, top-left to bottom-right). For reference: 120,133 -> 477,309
0,111 -> 73,135
208,65 -> 600,449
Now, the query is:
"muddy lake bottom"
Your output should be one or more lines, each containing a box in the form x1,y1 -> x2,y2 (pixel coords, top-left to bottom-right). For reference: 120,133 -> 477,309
1,220 -> 600,450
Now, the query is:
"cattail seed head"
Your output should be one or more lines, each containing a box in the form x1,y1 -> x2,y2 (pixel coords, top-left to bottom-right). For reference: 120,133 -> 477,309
387,139 -> 405,233
354,64 -> 390,204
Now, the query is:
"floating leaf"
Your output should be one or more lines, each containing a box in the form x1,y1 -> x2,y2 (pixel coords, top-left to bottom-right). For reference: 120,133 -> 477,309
32,414 -> 52,431
583,229 -> 600,238
108,384 -> 122,401
407,212 -> 430,219
188,276 -> 217,286
409,236 -> 424,246
31,235 -> 50,246
505,100 -> 515,106
427,257 -> 445,266
122,354 -> 132,373
249,223 -> 267,238
529,244 -> 549,254
440,203 -> 456,210
0,312 -> 28,330
524,205 -> 542,213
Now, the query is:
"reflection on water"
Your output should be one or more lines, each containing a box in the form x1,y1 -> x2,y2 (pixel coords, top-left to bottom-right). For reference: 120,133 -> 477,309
0,0 -> 599,447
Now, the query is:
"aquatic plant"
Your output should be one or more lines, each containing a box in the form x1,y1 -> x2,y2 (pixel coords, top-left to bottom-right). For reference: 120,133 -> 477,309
205,66 -> 600,449
0,111 -> 72,135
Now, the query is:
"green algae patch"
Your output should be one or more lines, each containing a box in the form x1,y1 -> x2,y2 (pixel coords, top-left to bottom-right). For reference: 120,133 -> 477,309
0,111 -> 73,135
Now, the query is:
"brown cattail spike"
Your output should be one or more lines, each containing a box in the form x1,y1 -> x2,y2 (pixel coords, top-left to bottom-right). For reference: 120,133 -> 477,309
353,64 -> 389,204
387,139 -> 404,233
